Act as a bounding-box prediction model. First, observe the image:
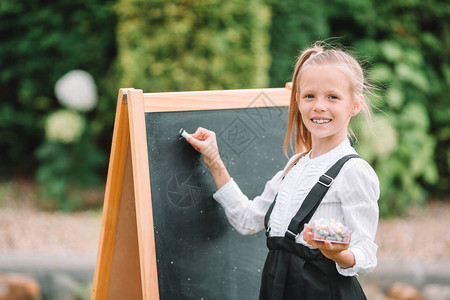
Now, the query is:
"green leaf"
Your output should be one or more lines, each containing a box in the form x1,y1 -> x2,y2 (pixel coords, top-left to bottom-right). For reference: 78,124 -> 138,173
380,41 -> 404,62
399,103 -> 430,130
395,63 -> 429,92
386,84 -> 404,109
443,64 -> 450,86
369,63 -> 393,83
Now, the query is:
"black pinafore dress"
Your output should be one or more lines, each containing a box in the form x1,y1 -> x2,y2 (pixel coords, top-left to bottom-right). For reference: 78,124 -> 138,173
259,154 -> 367,300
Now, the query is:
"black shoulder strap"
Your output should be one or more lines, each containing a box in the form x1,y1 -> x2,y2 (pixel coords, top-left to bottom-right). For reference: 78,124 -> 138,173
283,154 -> 360,240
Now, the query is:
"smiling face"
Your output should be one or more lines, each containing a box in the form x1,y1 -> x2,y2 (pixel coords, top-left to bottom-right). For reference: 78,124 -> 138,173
297,64 -> 362,151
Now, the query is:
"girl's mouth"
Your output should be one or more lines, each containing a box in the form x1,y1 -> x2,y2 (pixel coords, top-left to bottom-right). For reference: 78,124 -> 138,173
311,119 -> 331,124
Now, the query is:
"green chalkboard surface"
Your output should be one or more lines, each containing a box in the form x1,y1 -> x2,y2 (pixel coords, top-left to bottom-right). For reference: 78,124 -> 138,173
146,106 -> 288,299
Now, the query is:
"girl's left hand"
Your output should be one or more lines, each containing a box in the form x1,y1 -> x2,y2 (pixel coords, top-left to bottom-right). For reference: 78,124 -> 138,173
303,226 -> 354,268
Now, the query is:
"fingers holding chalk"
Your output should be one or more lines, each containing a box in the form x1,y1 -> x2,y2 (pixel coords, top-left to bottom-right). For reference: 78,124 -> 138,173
179,128 -> 191,139
179,127 -> 216,148
180,128 -> 200,151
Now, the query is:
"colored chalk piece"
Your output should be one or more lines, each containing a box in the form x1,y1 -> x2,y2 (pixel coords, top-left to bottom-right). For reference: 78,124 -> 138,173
307,218 -> 351,244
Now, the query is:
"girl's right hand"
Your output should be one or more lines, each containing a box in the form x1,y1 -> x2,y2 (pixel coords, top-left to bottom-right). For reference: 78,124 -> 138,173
185,127 -> 221,168
186,127 -> 231,189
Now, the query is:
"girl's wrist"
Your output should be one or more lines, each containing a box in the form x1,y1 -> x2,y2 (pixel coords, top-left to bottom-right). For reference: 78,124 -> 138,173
206,158 -> 231,189
205,155 -> 224,170
327,249 -> 355,269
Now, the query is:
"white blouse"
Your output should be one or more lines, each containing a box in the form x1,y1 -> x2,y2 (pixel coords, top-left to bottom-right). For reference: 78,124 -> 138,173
213,139 -> 380,277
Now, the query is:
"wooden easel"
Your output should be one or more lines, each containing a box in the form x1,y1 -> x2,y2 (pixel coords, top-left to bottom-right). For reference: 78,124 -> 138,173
91,86 -> 291,299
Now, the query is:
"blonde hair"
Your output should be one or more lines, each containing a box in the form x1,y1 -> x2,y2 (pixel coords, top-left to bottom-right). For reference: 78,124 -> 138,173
283,43 -> 375,162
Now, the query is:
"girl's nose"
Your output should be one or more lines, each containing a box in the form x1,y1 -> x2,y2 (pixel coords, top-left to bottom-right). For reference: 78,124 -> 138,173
313,98 -> 327,112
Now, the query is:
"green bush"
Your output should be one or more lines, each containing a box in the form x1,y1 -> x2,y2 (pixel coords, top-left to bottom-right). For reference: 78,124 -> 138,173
0,0 -> 119,210
36,117 -> 105,211
0,0 -> 117,182
267,0 -> 329,87
357,41 -> 439,216
116,0 -> 271,92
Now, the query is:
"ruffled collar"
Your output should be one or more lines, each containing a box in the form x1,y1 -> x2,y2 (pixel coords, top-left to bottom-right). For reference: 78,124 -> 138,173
301,138 -> 352,165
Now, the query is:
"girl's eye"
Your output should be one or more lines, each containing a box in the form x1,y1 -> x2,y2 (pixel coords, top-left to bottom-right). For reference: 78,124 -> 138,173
305,94 -> 314,99
328,95 -> 338,100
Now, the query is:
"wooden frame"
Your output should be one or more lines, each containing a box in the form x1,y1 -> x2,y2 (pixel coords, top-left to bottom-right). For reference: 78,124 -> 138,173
91,86 -> 291,300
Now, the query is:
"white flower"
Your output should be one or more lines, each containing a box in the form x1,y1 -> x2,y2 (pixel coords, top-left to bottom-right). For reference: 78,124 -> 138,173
46,110 -> 86,144
54,70 -> 98,112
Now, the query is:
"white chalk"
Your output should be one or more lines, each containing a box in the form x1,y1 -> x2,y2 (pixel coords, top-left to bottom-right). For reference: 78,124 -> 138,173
179,128 -> 191,139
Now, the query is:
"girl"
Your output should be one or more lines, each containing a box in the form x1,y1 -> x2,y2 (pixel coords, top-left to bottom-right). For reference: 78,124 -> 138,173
186,43 -> 379,300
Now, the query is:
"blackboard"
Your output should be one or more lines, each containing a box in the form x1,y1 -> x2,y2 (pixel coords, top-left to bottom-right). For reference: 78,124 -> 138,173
92,87 -> 291,300
146,107 -> 288,299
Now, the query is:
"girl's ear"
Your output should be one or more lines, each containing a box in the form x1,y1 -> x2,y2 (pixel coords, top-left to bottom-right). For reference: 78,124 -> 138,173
351,94 -> 364,116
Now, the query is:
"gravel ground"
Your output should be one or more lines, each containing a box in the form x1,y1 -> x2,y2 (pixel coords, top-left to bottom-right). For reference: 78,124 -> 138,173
0,180 -> 102,256
0,208 -> 101,256
0,180 -> 449,261
376,200 -> 450,262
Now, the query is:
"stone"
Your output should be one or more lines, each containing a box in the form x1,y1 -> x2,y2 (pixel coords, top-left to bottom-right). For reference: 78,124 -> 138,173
361,283 -> 386,300
422,284 -> 450,300
386,282 -> 422,300
0,273 -> 41,300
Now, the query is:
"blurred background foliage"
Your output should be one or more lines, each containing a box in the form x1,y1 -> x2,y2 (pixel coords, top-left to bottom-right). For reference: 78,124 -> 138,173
0,0 -> 448,215
116,0 -> 271,91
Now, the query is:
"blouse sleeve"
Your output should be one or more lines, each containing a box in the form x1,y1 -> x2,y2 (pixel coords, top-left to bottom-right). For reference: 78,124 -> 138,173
212,154 -> 300,235
334,159 -> 380,276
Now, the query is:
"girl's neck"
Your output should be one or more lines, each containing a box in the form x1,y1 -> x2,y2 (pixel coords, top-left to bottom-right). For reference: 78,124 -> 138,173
309,136 -> 347,159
